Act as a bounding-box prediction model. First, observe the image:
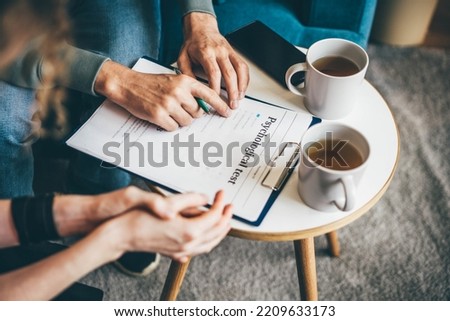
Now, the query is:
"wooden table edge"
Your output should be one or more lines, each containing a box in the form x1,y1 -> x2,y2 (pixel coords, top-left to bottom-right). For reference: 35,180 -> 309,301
229,101 -> 401,242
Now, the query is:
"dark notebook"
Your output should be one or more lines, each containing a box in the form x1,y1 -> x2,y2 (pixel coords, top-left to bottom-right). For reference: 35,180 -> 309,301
226,20 -> 306,87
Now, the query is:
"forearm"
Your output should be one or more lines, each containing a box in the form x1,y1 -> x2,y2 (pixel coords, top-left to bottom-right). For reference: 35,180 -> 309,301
0,221 -> 124,300
52,194 -> 100,237
0,191 -> 129,249
53,188 -> 145,237
0,196 -> 96,248
0,200 -> 18,247
183,11 -> 219,39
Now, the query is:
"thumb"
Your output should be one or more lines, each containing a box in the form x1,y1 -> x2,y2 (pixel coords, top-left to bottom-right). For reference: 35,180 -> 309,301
146,192 -> 209,219
177,52 -> 196,79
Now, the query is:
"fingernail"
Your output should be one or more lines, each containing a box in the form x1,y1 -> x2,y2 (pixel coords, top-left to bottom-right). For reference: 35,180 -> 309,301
239,91 -> 245,99
230,100 -> 239,109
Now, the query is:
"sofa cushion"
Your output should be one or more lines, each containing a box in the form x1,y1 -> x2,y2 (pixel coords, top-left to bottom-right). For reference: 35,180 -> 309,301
214,0 -> 375,47
160,0 -> 376,64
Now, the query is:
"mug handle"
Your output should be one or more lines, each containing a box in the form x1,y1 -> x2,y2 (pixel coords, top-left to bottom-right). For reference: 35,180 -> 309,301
285,63 -> 307,96
333,176 -> 356,211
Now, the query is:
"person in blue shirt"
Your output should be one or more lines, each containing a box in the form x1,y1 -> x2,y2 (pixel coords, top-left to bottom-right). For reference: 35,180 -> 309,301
1,0 -> 249,198
0,0 -> 248,276
0,0 -> 235,300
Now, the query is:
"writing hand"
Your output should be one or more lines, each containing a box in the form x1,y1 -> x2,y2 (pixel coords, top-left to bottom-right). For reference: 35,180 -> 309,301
94,61 -> 232,131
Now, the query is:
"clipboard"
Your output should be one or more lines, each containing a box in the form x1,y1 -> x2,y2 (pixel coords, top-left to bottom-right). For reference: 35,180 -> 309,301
66,56 -> 320,226
230,117 -> 320,226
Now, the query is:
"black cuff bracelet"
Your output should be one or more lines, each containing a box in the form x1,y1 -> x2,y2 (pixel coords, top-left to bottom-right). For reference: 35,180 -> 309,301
11,194 -> 59,245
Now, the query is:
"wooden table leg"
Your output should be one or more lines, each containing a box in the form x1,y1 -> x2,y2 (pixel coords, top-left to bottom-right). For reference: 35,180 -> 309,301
160,258 -> 191,301
293,238 -> 318,301
326,231 -> 340,257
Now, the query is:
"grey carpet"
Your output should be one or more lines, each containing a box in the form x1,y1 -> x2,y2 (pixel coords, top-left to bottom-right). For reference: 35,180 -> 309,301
36,43 -> 450,300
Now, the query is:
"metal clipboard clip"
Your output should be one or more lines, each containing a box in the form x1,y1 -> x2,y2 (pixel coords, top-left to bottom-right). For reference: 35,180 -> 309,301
261,142 -> 301,191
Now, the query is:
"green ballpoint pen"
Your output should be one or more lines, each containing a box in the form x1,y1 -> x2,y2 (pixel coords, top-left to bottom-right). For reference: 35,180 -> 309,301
173,67 -> 210,114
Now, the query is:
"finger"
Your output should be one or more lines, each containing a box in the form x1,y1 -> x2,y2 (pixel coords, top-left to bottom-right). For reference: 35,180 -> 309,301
188,204 -> 232,248
194,223 -> 231,256
132,192 -> 208,219
129,192 -> 174,219
197,54 -> 222,95
176,210 -> 232,258
191,82 -> 232,117
173,74 -> 205,118
218,58 -> 239,109
169,107 -> 194,128
181,96 -> 205,119
183,191 -> 225,231
175,228 -> 228,259
151,112 -> 179,132
180,206 -> 206,217
230,53 -> 250,99
177,50 -> 196,79
222,203 -> 234,218
178,256 -> 190,263
186,190 -> 227,226
209,190 -> 225,211
112,187 -> 175,220
162,193 -> 208,216
180,199 -> 232,218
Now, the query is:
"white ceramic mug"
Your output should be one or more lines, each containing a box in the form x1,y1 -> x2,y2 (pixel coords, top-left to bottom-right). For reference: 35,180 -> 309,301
297,123 -> 370,212
285,38 -> 369,119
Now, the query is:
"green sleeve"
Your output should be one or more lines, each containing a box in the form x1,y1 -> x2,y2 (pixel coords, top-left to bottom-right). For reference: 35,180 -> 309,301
0,40 -> 109,96
177,0 -> 216,17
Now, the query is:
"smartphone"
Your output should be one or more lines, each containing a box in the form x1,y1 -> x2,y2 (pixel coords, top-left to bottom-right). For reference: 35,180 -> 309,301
226,20 -> 306,87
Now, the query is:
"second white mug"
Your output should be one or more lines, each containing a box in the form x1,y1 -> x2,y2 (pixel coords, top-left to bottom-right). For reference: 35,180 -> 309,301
285,38 -> 369,120
297,123 -> 370,212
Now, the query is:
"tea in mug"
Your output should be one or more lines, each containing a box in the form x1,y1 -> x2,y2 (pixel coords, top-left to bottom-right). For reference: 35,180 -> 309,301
306,139 -> 364,170
313,56 -> 360,77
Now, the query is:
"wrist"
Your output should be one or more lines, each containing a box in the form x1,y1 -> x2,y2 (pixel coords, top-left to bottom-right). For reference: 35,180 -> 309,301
53,195 -> 101,237
93,60 -> 131,102
183,12 -> 218,38
10,195 -> 59,245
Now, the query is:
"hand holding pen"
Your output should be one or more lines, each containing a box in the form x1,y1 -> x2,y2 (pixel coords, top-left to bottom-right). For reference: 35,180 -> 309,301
174,67 -> 210,114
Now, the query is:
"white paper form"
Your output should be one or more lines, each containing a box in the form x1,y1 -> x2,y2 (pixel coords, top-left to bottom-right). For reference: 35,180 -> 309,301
67,58 -> 312,224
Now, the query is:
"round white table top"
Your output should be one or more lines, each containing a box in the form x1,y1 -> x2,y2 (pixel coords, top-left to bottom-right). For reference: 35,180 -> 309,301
229,51 -> 400,241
